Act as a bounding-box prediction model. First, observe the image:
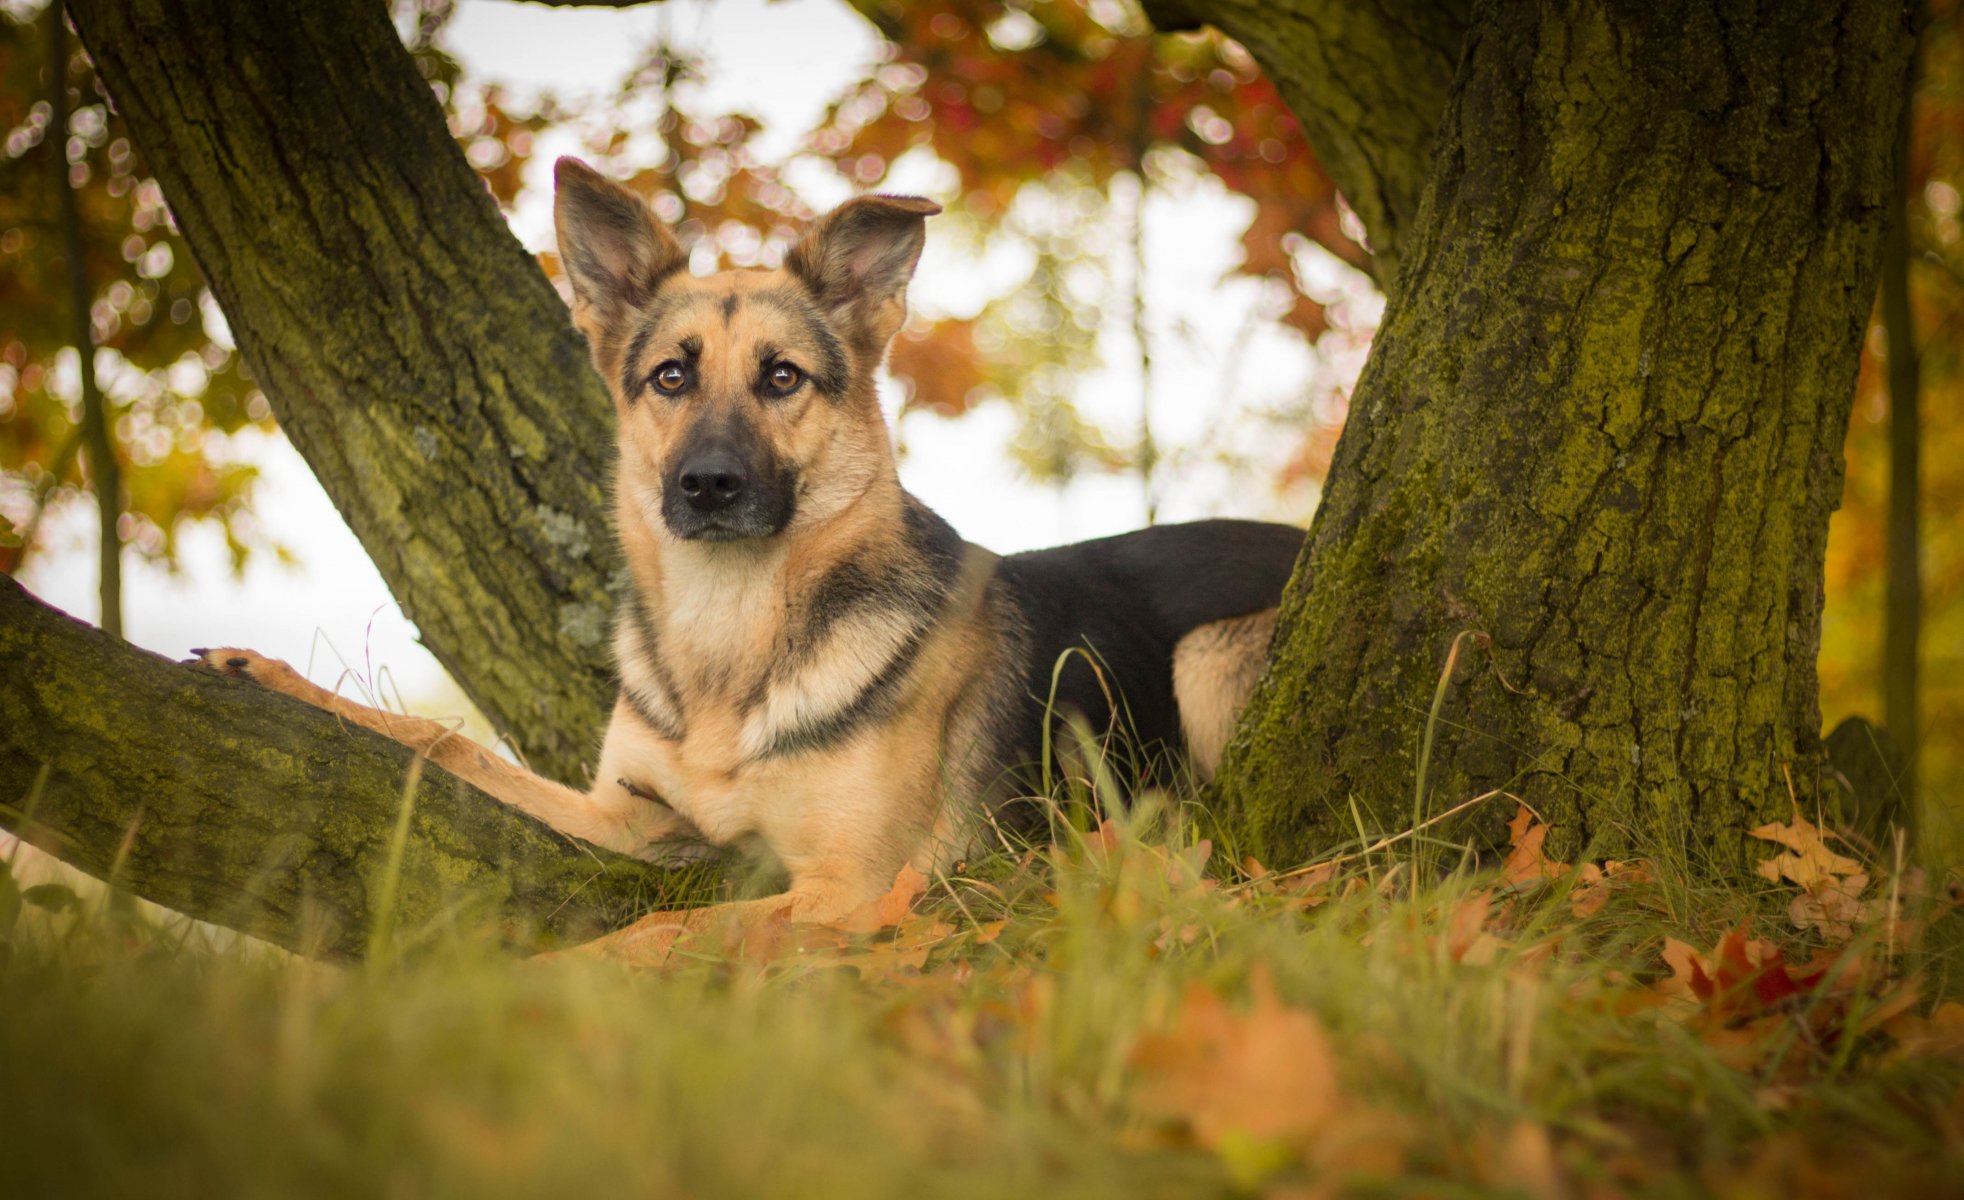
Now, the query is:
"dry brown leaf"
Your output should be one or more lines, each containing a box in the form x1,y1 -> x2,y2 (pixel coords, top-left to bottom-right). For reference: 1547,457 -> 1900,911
1751,814 -> 1864,891
1130,968 -> 1341,1151
1501,805 -> 1565,887
836,864 -> 930,933
1498,1120 -> 1569,1200
1567,859 -> 1653,919
1447,891 -> 1495,963
1787,872 -> 1870,940
1848,978 -> 1924,1040
1884,1000 -> 1964,1061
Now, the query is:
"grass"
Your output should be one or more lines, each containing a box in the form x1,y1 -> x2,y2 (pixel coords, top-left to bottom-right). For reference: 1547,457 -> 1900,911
3,765 -> 1961,1199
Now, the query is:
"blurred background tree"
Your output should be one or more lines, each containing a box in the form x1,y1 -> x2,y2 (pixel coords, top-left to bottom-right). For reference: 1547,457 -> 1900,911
1823,0 -> 1962,848
0,2 -> 274,612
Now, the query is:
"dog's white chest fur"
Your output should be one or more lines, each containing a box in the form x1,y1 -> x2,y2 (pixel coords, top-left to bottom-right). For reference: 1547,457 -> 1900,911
600,547 -> 936,859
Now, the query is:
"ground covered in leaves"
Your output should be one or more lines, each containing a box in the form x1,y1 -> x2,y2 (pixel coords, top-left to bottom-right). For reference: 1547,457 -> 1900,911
3,799 -> 1961,1198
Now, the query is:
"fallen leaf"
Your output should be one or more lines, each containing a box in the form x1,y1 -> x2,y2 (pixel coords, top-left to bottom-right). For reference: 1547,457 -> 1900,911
1568,859 -> 1653,918
1130,967 -> 1340,1153
1885,1001 -> 1964,1061
1787,872 -> 1869,940
1498,1120 -> 1569,1200
1751,815 -> 1864,891
836,864 -> 930,933
1447,891 -> 1495,963
1502,805 -> 1564,887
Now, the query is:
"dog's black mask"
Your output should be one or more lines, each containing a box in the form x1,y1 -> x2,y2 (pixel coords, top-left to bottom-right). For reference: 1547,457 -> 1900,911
661,414 -> 797,541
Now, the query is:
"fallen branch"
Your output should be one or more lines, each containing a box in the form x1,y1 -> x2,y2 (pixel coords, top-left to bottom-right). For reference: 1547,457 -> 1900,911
0,576 -> 725,959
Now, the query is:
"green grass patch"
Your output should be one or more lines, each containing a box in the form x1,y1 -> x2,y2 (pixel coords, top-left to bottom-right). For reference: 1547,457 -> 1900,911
3,785 -> 1960,1199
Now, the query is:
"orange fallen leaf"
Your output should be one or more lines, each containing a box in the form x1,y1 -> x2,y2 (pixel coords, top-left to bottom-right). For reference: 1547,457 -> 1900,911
1501,805 -> 1564,887
1568,859 -> 1653,918
1787,873 -> 1870,940
1885,1000 -> 1964,1061
836,864 -> 930,933
1446,891 -> 1496,963
1130,967 -> 1340,1151
1751,814 -> 1864,891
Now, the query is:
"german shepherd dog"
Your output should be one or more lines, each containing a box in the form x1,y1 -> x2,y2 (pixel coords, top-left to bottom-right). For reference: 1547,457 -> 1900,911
200,158 -> 1302,951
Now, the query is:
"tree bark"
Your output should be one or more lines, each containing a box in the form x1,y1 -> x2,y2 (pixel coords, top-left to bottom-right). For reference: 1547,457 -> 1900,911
0,576 -> 717,960
66,0 -> 619,785
1880,42 -> 1921,802
48,8 -> 122,640
1214,0 -> 1915,870
1141,0 -> 1471,292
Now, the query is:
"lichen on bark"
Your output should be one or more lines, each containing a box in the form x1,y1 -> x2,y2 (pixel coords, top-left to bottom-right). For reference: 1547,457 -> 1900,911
66,0 -> 621,785
0,577 -> 721,960
1213,0 -> 1915,871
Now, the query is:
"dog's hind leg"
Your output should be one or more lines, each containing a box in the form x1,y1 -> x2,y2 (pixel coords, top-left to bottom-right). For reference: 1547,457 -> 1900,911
1170,608 -> 1278,782
191,648 -> 693,858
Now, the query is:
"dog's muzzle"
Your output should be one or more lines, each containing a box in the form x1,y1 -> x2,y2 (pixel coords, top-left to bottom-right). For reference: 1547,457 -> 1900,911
662,434 -> 794,541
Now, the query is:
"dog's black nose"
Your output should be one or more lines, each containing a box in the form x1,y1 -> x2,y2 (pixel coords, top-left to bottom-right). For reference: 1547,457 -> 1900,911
677,451 -> 747,513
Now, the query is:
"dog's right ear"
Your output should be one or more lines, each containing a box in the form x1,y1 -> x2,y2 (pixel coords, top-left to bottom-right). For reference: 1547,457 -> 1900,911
553,157 -> 684,322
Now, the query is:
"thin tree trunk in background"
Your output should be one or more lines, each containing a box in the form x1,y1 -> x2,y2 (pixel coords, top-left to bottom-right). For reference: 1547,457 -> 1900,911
67,0 -> 619,784
0,576 -> 720,960
1128,171 -> 1158,526
48,7 -> 120,639
1211,1 -> 1914,870
1881,48 -> 1922,804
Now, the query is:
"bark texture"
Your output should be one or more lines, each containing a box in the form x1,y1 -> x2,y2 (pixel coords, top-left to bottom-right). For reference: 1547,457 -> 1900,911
1141,0 -> 1470,290
0,577 -> 715,960
67,0 -> 618,784
1216,0 -> 1915,869
1880,49 -> 1922,797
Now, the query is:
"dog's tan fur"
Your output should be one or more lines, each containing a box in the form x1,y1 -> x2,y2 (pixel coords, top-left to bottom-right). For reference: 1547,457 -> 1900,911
200,159 -> 1289,959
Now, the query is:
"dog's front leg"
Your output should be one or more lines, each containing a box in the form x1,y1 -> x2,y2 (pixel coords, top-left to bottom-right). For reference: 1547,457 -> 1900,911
192,648 -> 697,859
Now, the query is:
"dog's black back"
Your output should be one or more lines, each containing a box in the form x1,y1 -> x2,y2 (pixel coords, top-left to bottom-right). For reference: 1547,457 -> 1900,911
993,519 -> 1304,788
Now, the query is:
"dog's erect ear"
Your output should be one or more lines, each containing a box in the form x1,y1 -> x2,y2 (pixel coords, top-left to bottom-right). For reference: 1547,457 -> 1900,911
786,194 -> 941,350
553,157 -> 684,320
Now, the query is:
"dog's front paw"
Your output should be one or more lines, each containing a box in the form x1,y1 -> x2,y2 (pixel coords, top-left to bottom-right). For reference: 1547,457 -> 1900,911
188,647 -> 316,702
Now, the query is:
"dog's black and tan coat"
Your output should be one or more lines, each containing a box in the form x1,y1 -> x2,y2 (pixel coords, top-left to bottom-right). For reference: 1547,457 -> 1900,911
201,159 -> 1302,952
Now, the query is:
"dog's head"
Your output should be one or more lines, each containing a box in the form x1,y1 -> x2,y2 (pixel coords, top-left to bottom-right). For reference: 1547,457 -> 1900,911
553,157 -> 938,544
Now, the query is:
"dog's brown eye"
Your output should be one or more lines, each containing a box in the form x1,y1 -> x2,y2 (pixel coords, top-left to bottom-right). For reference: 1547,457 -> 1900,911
766,363 -> 802,394
652,362 -> 687,394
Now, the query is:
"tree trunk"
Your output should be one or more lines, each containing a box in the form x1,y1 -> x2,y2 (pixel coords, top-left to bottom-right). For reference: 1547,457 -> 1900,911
66,0 -> 618,785
1213,0 -> 1914,869
0,577 -> 717,960
1141,0 -> 1471,291
48,8 -> 123,641
1881,42 -> 1921,802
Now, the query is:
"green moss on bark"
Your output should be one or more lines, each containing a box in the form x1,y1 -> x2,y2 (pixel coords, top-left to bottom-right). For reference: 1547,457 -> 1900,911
0,578 -> 720,960
1215,0 -> 1914,872
67,0 -> 618,784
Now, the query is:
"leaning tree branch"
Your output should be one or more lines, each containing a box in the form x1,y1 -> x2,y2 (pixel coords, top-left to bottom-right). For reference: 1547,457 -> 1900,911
1141,0 -> 1469,293
66,0 -> 620,784
0,576 -> 724,960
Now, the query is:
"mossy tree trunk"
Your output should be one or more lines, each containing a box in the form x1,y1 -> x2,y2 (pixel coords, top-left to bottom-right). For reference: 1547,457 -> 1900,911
66,0 -> 619,785
0,576 -> 713,960
1208,0 -> 1915,869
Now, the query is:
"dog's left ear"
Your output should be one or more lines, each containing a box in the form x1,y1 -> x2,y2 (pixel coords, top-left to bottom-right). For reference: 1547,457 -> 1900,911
787,194 -> 942,351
